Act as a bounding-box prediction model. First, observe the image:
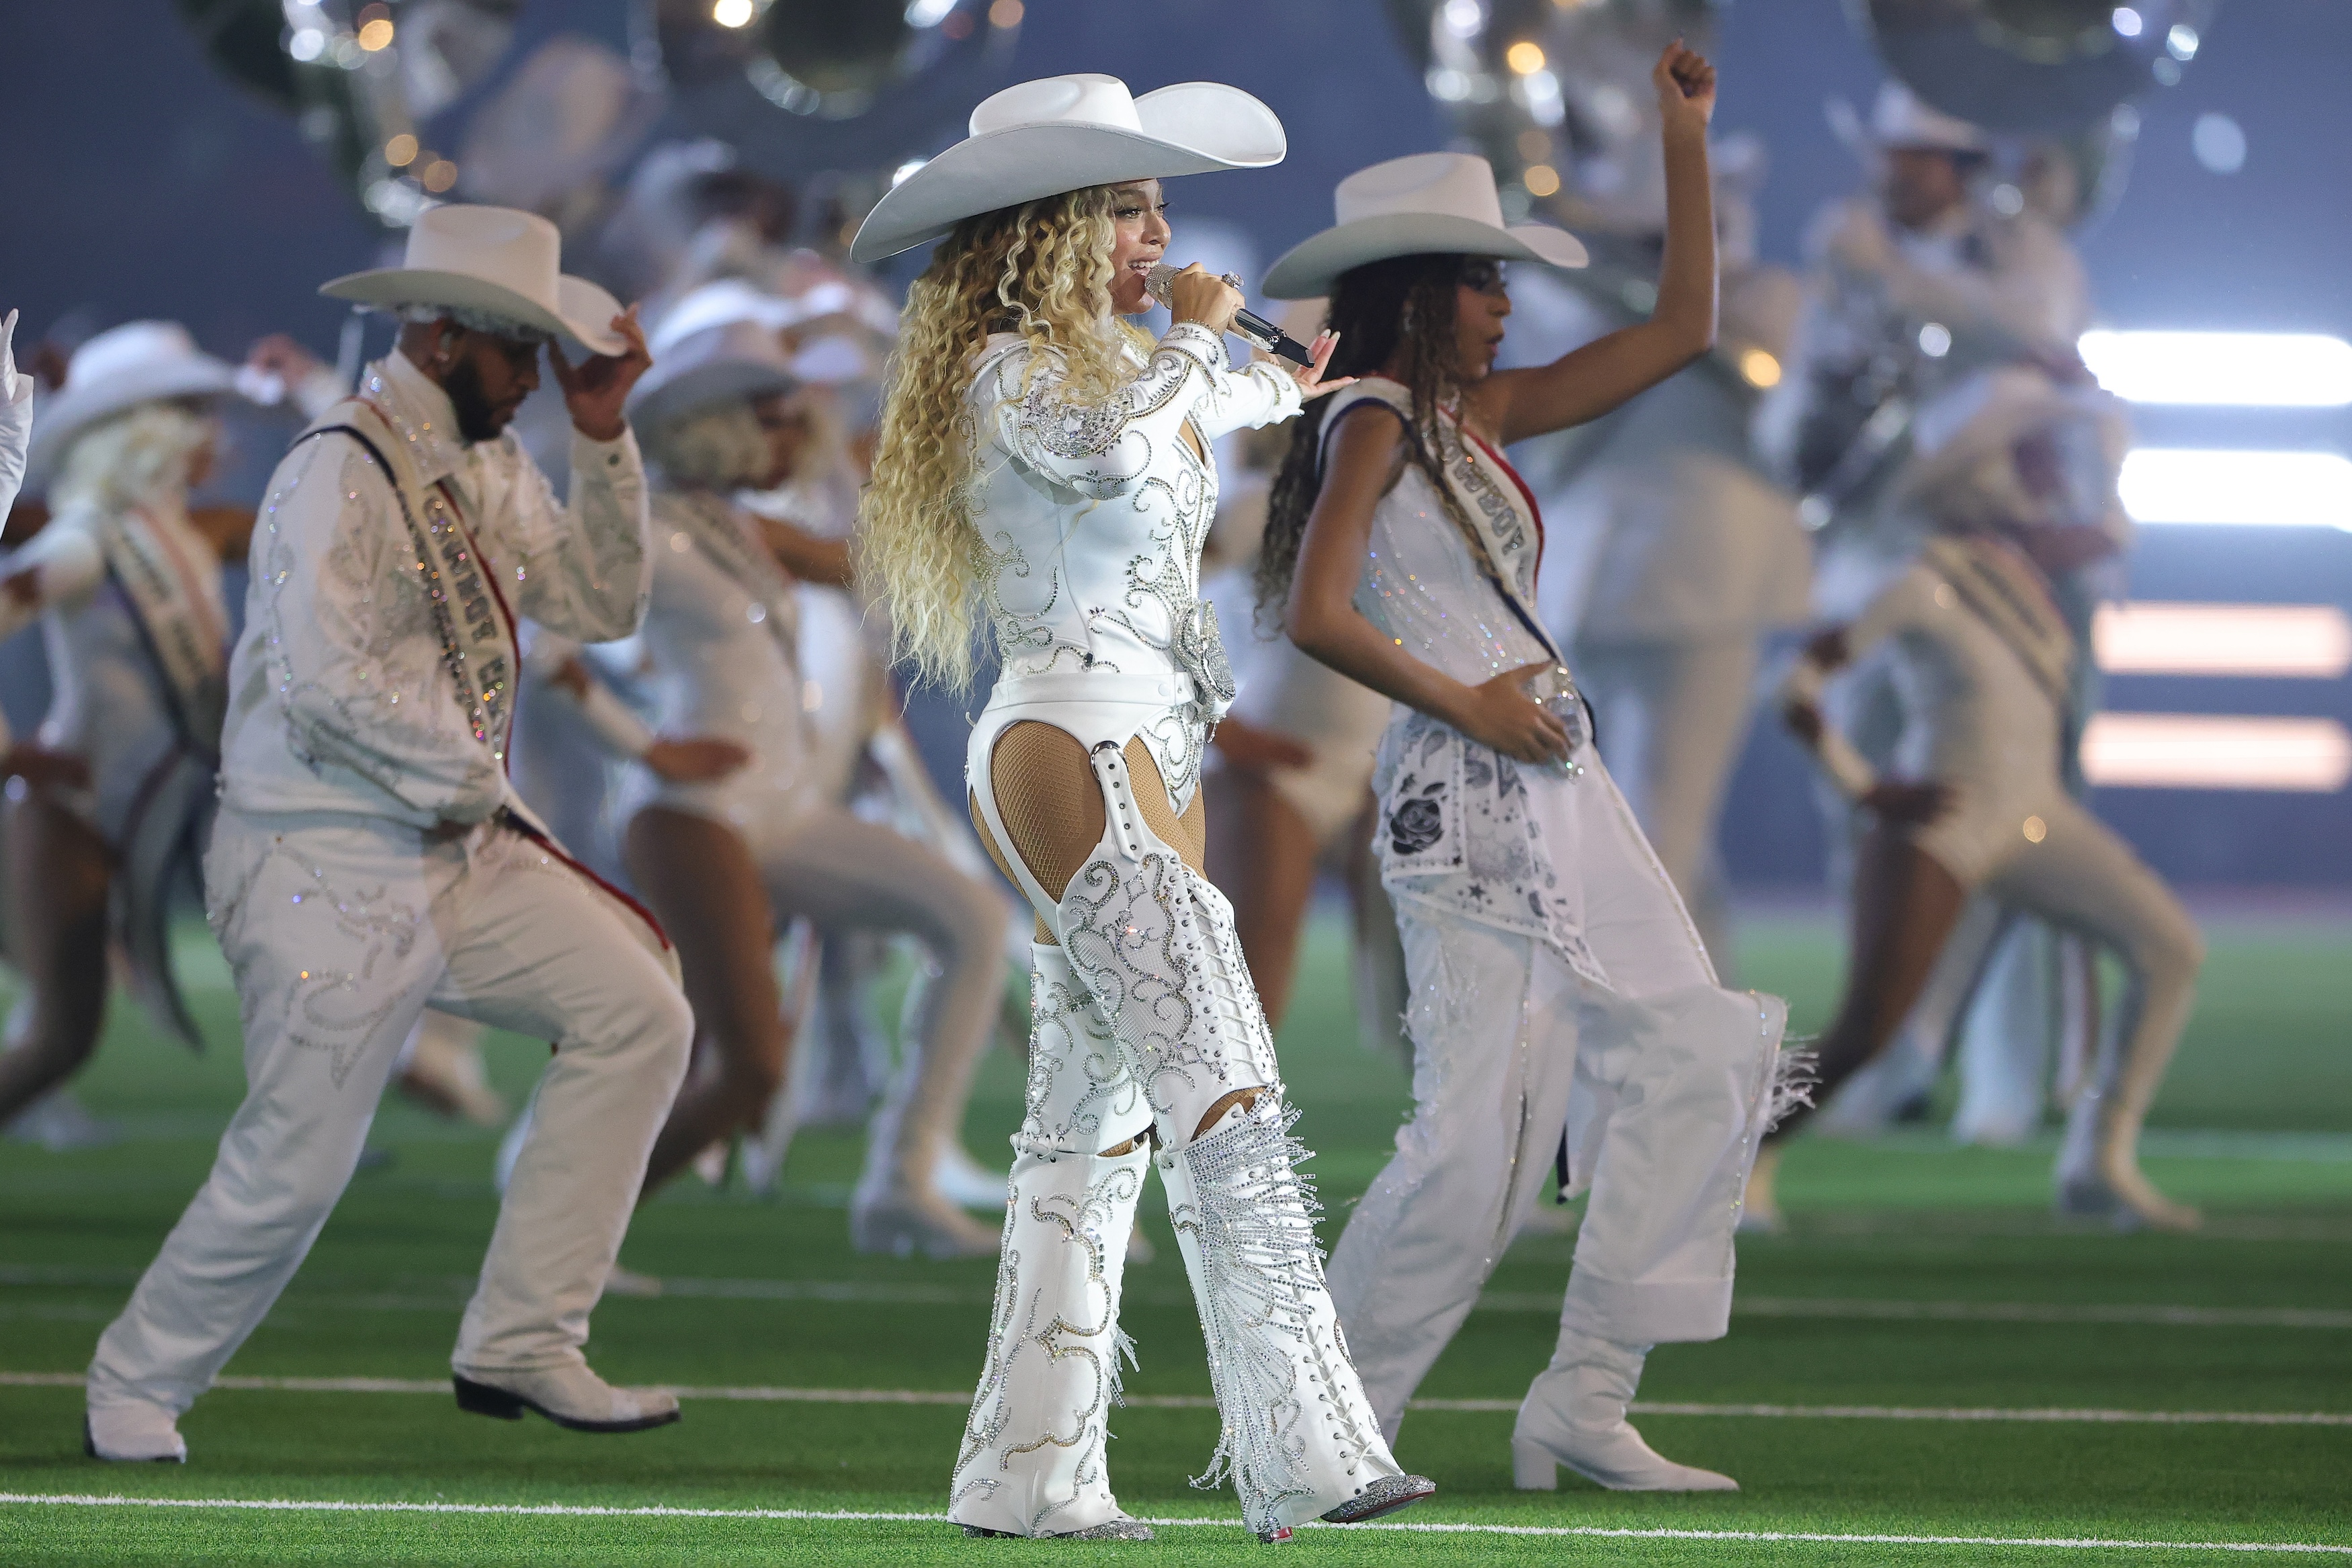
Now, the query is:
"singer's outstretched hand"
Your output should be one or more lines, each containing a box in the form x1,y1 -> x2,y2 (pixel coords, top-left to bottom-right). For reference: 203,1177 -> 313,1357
1284,330 -> 1355,400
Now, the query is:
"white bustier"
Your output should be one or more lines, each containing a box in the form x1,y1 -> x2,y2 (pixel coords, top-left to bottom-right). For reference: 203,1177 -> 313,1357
965,322 -> 1301,697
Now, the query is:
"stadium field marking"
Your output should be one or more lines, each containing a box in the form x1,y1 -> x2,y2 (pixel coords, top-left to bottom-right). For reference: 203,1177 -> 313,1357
5,1373 -> 2349,1426
1,1493 -> 2348,1553
10,1267 -> 2350,1330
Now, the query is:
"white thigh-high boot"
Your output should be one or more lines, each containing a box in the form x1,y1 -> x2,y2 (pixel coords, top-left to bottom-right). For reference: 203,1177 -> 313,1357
951,1141 -> 1152,1538
1054,744 -> 1427,1539
950,943 -> 1154,1540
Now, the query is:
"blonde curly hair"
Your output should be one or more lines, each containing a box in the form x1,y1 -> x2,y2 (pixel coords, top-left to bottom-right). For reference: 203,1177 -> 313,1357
857,183 -> 1146,693
54,401 -> 216,515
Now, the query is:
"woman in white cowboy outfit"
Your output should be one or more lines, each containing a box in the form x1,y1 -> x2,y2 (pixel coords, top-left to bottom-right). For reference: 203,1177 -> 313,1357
1264,45 -> 1794,1493
852,73 -> 1430,1541
0,320 -> 251,1129
540,311 -> 1014,1255
1767,365 -> 2203,1233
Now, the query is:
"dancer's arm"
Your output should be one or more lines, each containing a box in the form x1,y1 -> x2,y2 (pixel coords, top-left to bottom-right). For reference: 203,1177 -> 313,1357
1779,570 -> 1949,821
526,639 -> 748,783
503,309 -> 658,642
0,310 -> 30,523
1473,43 -> 1718,445
755,513 -> 853,588
1286,406 -> 1569,767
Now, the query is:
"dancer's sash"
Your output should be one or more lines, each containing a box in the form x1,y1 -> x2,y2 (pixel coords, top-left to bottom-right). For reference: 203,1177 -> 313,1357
297,402 -> 679,984
104,503 -> 230,1052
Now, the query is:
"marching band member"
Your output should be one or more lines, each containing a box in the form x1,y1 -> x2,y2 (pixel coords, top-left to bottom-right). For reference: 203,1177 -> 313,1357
85,206 -> 689,1461
852,73 -> 1429,1541
1265,46 -> 1794,1492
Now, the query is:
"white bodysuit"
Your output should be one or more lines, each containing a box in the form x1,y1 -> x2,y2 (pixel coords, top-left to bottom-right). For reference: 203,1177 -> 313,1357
948,321 -> 1409,1539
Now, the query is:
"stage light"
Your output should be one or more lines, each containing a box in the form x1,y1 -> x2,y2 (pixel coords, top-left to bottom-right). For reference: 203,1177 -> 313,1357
2193,113 -> 2246,174
2119,450 -> 2352,528
1506,41 -> 1546,74
2080,332 -> 2352,406
384,134 -> 418,167
986,0 -> 1021,27
2110,7 -> 2142,38
712,0 -> 754,27
1739,348 -> 1781,388
1917,322 -> 1951,358
287,27 -> 325,62
905,0 -> 958,26
2083,714 -> 2352,792
2093,603 -> 2352,679
356,17 -> 394,51
1523,163 -> 1560,197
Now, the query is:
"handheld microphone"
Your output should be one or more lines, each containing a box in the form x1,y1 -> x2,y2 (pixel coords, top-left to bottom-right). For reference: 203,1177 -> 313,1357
1144,263 -> 1314,367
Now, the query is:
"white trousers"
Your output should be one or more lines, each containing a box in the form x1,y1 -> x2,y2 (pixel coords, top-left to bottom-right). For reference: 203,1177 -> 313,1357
87,810 -> 692,1419
1330,767 -> 1788,1439
1572,633 -> 1763,975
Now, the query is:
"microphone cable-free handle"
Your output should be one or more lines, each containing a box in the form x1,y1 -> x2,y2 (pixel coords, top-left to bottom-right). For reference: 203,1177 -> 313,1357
1145,263 -> 1314,367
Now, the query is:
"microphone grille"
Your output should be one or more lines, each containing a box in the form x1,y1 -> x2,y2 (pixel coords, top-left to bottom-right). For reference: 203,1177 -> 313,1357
1143,262 -> 1179,306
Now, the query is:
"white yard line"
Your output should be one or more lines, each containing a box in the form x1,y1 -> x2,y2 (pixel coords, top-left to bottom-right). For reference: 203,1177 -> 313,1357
11,1267 -> 2347,1330
0,1492 -> 2347,1553
5,1372 -> 2348,1426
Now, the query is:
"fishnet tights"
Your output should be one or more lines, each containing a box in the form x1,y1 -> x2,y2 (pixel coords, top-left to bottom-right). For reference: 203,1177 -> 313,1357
970,720 -> 1239,1149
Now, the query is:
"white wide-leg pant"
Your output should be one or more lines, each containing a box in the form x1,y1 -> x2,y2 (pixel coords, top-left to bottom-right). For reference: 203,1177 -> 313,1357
1572,632 -> 1763,975
1329,765 -> 1788,1439
87,810 -> 692,1420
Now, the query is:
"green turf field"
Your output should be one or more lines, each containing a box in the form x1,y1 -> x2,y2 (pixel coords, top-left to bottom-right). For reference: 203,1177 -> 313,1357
3,910 -> 2349,1565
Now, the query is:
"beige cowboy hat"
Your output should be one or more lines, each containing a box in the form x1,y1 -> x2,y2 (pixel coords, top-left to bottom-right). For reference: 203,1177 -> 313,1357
849,73 -> 1286,264
24,320 -> 239,490
627,313 -> 799,434
1263,153 -> 1588,300
649,279 -> 887,387
321,204 -> 628,355
1827,82 -> 1990,159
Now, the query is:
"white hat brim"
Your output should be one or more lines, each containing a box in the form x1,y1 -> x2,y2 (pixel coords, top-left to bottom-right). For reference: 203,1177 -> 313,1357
1262,214 -> 1587,300
320,267 -> 629,357
627,359 -> 798,432
850,83 -> 1283,264
25,355 -> 240,490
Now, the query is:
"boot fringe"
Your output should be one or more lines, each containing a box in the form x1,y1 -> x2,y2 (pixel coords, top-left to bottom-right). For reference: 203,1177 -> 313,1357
1171,1098 -> 1333,1530
1763,1037 -> 1818,1135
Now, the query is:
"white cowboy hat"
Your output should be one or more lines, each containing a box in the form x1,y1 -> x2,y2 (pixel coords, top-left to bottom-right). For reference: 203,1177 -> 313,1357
626,316 -> 798,433
24,320 -> 239,490
848,73 -> 1286,264
649,279 -> 882,388
1829,82 -> 1989,159
321,204 -> 628,355
1899,365 -> 2128,524
1262,153 -> 1588,301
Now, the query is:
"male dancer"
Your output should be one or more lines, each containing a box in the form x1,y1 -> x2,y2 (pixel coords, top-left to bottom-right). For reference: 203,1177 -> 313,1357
84,205 -> 691,1461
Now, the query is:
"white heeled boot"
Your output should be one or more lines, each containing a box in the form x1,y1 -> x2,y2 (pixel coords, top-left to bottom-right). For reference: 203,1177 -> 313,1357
849,986 -> 1001,1260
949,1142 -> 1152,1539
1513,1331 -> 1736,1491
1161,1096 -> 1427,1539
84,1401 -> 186,1462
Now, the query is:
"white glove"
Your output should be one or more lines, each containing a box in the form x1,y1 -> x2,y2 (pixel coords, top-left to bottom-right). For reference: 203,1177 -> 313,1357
0,310 -> 33,521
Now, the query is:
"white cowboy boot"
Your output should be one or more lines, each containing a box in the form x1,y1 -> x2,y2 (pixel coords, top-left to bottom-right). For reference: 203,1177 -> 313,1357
948,1142 -> 1151,1538
1513,1331 -> 1736,1491
452,1360 -> 679,1433
84,1401 -> 186,1462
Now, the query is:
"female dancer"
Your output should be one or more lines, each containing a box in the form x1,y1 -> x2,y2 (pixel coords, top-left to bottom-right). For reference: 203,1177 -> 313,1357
551,315 -> 1013,1256
851,73 -> 1429,1542
1766,366 -> 2201,1232
0,322 -> 245,1126
1264,45 -> 1792,1493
